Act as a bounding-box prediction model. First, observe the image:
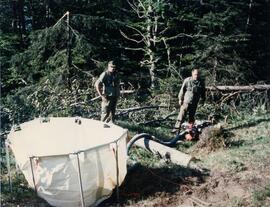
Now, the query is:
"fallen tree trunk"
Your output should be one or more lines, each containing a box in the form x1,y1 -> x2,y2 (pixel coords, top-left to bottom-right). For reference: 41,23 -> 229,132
207,84 -> 270,92
134,139 -> 193,167
116,105 -> 168,116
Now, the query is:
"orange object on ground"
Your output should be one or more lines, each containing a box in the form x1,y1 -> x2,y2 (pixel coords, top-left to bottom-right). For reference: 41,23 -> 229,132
185,133 -> 193,141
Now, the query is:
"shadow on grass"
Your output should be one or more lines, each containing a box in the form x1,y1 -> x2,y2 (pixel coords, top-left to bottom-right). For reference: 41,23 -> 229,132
2,165 -> 208,207
226,117 -> 270,131
228,140 -> 247,148
100,164 -> 209,206
229,136 -> 269,149
1,174 -> 51,207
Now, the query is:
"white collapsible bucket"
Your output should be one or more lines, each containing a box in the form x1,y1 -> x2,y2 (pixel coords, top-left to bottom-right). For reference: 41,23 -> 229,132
7,117 -> 128,207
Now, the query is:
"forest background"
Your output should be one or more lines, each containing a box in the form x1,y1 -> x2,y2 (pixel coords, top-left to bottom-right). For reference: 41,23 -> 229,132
1,0 -> 270,134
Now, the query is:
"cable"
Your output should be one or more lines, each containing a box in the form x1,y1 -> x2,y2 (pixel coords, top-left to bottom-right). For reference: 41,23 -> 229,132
127,132 -> 188,154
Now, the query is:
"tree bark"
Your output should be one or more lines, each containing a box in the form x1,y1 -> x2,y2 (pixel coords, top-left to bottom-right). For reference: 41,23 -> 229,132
134,139 -> 193,167
207,85 -> 270,92
149,52 -> 156,88
11,1 -> 18,32
18,0 -> 26,46
18,0 -> 26,33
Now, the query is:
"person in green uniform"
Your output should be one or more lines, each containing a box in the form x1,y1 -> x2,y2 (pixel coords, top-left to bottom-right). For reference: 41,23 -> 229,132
95,61 -> 120,123
172,69 -> 206,133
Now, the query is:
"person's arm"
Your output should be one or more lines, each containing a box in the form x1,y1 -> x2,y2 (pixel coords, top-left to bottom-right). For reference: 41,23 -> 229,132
95,72 -> 107,100
178,79 -> 187,105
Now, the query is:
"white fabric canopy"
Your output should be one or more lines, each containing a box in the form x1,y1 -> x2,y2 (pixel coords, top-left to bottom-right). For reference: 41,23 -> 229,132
8,117 -> 128,207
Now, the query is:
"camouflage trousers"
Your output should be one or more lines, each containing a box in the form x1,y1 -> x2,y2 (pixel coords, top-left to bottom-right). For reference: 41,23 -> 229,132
174,103 -> 198,129
101,96 -> 118,123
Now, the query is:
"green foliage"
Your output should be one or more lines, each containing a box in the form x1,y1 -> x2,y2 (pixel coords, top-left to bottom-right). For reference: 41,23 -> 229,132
0,34 -> 21,93
158,76 -> 182,96
190,1 -> 252,84
227,160 -> 246,173
0,2 -> 269,206
1,0 -> 269,130
128,147 -> 160,167
1,172 -> 35,203
118,120 -> 171,141
252,184 -> 270,207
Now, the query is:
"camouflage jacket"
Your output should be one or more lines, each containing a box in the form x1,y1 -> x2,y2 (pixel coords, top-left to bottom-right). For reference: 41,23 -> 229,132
178,77 -> 206,105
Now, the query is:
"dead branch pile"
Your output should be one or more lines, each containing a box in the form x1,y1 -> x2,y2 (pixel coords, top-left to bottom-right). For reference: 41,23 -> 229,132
192,124 -> 231,153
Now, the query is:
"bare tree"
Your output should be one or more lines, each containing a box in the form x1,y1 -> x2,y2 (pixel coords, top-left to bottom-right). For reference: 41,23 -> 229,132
121,0 -> 206,88
121,0 -> 168,88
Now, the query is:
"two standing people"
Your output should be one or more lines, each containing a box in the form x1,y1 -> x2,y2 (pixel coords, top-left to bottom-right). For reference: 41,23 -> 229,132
95,63 -> 205,130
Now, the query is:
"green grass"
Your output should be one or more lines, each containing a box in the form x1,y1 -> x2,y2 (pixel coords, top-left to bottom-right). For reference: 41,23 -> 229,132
1,111 -> 270,206
228,197 -> 247,207
200,116 -> 270,172
118,120 -> 172,141
252,184 -> 270,207
121,112 -> 270,173
202,139 -> 270,173
1,172 -> 42,206
128,147 -> 161,167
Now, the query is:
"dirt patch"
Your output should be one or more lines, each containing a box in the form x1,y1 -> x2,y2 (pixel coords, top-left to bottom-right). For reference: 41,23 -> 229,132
102,164 -> 270,207
192,171 -> 248,205
101,164 -> 208,206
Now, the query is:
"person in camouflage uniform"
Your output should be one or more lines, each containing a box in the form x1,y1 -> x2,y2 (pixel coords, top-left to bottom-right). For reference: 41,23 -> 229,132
95,61 -> 120,123
172,69 -> 206,133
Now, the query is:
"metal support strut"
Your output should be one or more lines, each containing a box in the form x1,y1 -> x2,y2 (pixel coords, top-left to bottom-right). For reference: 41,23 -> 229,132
76,153 -> 85,207
5,141 -> 12,192
29,157 -> 38,193
115,142 -> 120,204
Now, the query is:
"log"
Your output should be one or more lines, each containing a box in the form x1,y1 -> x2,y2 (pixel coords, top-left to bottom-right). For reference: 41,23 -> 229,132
207,84 -> 270,92
116,105 -> 167,116
134,139 -> 193,167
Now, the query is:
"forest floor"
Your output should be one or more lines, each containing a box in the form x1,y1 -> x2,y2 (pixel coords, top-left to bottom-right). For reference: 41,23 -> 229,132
104,114 -> 270,207
1,114 -> 270,207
